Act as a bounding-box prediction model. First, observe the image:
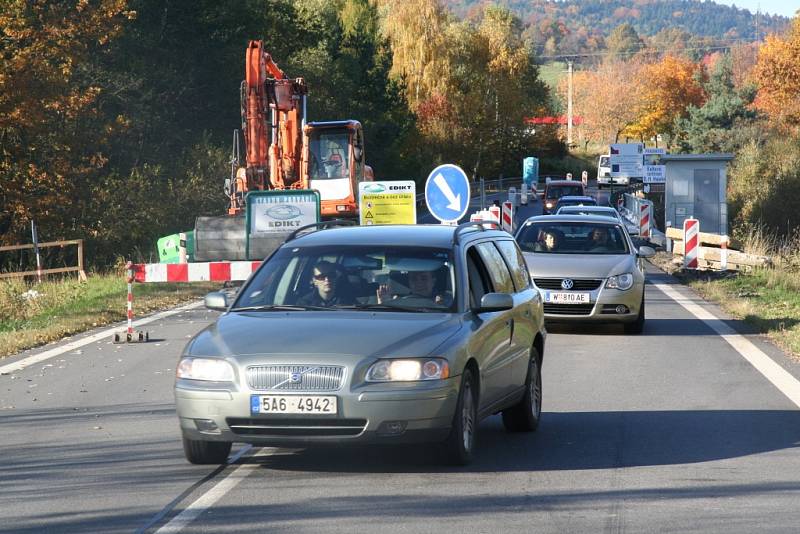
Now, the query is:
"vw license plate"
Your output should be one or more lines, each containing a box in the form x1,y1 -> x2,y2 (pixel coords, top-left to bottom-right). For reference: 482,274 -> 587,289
545,291 -> 590,304
252,395 -> 337,415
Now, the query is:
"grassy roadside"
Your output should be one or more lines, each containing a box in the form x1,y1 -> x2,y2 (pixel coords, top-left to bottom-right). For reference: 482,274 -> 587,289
0,274 -> 219,359
650,251 -> 800,361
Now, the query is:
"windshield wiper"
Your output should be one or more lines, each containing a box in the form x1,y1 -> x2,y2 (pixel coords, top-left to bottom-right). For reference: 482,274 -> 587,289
230,304 -> 331,312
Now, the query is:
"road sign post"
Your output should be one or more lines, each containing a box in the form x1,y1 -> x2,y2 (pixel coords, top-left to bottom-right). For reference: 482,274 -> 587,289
425,164 -> 471,225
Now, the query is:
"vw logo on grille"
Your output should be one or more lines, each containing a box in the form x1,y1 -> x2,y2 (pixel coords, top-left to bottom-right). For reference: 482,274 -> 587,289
289,372 -> 302,383
561,278 -> 574,290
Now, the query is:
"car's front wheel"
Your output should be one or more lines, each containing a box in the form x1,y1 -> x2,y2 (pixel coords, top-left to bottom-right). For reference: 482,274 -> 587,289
443,367 -> 477,465
624,295 -> 645,334
502,347 -> 542,432
182,436 -> 232,465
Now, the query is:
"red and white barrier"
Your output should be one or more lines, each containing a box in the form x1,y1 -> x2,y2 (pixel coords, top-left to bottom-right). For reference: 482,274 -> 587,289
640,203 -> 651,239
133,261 -> 262,283
683,218 -> 699,269
501,201 -> 514,233
488,205 -> 501,223
126,261 -> 134,336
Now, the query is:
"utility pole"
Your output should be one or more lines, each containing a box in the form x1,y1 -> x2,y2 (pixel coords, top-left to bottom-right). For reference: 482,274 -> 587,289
567,60 -> 573,147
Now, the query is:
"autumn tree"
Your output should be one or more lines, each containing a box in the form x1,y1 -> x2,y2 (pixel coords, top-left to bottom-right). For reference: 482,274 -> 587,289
753,15 -> 800,132
564,59 -> 645,145
625,55 -> 706,145
377,0 -> 451,109
0,0 -> 132,245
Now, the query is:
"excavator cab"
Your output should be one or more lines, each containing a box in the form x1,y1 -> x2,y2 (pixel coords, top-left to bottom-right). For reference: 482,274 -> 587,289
304,121 -> 369,219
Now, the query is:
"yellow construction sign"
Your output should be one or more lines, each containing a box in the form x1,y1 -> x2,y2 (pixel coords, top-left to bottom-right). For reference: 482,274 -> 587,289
358,181 -> 416,225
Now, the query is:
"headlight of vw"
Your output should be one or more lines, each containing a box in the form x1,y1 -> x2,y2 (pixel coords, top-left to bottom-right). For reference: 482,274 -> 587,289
366,358 -> 450,382
606,273 -> 634,290
177,357 -> 235,381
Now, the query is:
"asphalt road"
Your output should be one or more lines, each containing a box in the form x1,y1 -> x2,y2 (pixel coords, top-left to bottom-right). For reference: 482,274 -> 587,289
3,188 -> 800,532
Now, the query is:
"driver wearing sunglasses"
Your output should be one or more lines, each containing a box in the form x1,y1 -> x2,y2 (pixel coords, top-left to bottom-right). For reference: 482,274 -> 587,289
297,261 -> 355,307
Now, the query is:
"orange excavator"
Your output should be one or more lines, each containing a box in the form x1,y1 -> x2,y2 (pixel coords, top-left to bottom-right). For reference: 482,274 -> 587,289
194,40 -> 372,261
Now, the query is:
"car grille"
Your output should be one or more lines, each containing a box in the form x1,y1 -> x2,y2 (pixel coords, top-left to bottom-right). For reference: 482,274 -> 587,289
226,417 -> 366,437
246,365 -> 344,391
534,278 -> 603,290
543,303 -> 595,315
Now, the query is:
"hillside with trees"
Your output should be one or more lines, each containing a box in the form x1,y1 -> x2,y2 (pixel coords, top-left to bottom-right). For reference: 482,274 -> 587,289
446,0 -> 790,56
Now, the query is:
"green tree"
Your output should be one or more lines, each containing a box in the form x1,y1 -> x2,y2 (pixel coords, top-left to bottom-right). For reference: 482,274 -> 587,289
674,54 -> 756,153
606,23 -> 643,59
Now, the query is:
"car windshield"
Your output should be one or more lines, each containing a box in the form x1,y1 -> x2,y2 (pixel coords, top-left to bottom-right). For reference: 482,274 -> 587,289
546,185 -> 584,199
233,245 -> 457,312
517,222 -> 629,255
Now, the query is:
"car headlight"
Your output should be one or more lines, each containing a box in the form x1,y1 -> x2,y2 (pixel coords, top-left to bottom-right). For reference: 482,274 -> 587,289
606,273 -> 634,290
545,201 -> 554,209
177,357 -> 235,381
366,358 -> 450,382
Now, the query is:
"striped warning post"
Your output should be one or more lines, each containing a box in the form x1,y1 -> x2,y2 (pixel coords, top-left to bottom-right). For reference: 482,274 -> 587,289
126,261 -> 134,336
488,205 -> 501,223
683,218 -> 699,269
501,201 -> 513,233
132,261 -> 262,283
639,203 -> 651,239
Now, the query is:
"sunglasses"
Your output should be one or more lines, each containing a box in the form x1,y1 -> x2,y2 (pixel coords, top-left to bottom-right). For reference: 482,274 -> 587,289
313,271 -> 338,281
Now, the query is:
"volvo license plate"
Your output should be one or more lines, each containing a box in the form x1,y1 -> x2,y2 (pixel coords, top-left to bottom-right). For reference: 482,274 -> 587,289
251,395 -> 337,415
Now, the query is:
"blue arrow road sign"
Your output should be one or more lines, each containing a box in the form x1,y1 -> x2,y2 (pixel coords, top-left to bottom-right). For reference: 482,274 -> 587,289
425,164 -> 471,223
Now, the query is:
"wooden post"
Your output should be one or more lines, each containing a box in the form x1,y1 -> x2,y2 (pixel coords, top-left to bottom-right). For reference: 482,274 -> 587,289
77,239 -> 87,281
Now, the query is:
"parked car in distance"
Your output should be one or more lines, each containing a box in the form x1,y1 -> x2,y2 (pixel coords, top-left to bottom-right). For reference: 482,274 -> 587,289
597,155 -> 611,188
554,195 -> 597,213
543,180 -> 586,214
555,205 -> 639,236
176,222 -> 547,466
514,215 -> 655,334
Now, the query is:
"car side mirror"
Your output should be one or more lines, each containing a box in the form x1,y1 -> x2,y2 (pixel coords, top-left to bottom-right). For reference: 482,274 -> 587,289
474,292 -> 513,313
204,291 -> 228,311
637,245 -> 656,258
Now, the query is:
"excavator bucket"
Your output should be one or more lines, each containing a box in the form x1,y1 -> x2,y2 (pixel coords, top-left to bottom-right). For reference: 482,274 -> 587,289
193,215 -> 248,261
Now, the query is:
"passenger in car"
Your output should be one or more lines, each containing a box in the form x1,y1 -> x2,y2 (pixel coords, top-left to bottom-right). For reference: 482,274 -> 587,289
534,229 -> 563,253
297,261 -> 356,306
587,227 -> 614,252
376,268 -> 452,307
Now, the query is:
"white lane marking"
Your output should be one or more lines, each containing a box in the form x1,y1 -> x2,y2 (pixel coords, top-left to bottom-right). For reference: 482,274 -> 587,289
156,448 -> 273,533
653,282 -> 800,409
0,300 -> 204,375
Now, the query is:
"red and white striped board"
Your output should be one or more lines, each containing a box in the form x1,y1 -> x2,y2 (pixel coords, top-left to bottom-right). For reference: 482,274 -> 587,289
639,203 -> 651,239
501,201 -> 514,233
683,218 -> 699,269
133,261 -> 262,283
488,205 -> 501,223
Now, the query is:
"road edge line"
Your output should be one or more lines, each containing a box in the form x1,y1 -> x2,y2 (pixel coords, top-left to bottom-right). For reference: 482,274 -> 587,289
652,281 -> 800,409
0,300 -> 204,375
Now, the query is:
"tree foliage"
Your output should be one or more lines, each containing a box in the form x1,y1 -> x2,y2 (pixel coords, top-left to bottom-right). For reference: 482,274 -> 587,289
673,54 -> 756,153
624,55 -> 706,144
753,16 -> 800,132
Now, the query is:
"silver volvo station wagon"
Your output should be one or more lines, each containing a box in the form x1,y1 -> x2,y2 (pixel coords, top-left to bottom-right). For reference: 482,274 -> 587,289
175,222 -> 547,466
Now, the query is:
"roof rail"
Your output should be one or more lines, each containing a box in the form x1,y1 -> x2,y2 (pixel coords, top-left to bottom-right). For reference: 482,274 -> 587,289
285,219 -> 357,242
453,221 -> 497,245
